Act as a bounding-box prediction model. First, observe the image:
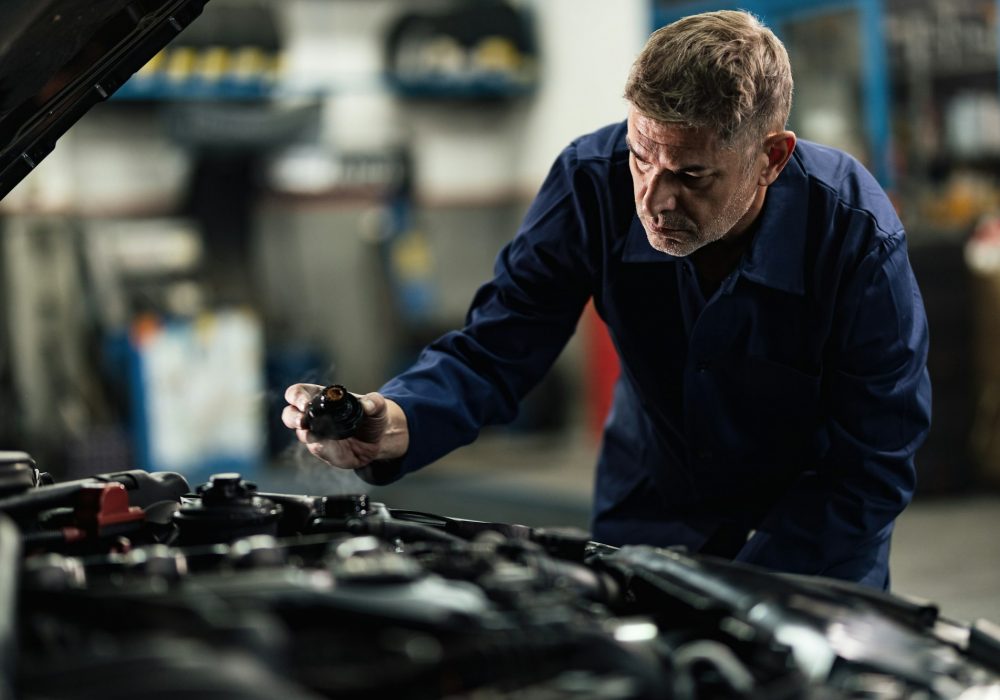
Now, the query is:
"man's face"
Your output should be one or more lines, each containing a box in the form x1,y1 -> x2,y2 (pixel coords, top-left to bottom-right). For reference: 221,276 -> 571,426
627,107 -> 764,257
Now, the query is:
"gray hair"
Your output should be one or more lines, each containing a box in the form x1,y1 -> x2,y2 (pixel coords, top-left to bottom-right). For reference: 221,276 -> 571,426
624,10 -> 793,147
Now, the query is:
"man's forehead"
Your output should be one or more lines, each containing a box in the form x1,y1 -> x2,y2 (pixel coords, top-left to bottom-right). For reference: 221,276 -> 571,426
627,108 -> 721,157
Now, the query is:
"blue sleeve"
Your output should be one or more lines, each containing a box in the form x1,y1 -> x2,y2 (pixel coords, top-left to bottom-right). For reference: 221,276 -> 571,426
366,147 -> 597,482
733,232 -> 931,585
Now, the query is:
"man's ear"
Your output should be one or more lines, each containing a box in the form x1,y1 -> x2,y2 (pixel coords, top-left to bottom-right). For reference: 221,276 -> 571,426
758,131 -> 796,186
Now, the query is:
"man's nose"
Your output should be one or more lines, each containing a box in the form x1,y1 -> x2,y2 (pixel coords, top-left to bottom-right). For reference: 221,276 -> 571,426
640,173 -> 678,216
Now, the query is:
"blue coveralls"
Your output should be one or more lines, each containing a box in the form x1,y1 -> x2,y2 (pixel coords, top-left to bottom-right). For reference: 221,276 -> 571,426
365,121 -> 932,589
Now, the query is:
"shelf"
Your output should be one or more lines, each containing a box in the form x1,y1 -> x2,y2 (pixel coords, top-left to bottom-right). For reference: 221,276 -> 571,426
112,73 -> 535,103
113,75 -> 279,101
387,73 -> 536,100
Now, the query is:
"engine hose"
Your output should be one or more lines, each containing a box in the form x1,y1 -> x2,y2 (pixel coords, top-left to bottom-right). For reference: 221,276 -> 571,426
671,639 -> 756,699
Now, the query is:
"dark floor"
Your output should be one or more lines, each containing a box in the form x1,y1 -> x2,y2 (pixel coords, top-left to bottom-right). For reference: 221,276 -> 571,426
262,431 -> 1000,625
890,494 -> 1000,624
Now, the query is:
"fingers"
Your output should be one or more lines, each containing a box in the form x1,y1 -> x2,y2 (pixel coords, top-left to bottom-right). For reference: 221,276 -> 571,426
281,396 -> 302,426
282,382 -> 322,432
284,383 -> 323,411
303,430 -> 381,469
281,384 -> 323,432
282,383 -> 326,448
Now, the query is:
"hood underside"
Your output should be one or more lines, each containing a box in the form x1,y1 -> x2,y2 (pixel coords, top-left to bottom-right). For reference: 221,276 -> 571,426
0,0 -> 209,201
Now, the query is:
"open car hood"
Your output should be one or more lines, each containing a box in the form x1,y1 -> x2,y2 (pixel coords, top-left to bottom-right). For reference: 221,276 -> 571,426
0,0 -> 209,201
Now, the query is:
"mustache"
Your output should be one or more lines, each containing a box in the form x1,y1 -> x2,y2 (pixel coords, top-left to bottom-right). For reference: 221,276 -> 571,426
643,211 -> 696,231
636,201 -> 695,231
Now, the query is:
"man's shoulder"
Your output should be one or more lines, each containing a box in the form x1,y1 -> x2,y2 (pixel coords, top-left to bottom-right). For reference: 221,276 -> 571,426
793,139 -> 866,175
538,120 -> 630,202
566,120 -> 629,165
794,142 -> 896,211
792,140 -> 903,237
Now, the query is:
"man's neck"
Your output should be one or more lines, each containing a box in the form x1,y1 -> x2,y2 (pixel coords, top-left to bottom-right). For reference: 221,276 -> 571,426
691,188 -> 767,295
691,233 -> 754,296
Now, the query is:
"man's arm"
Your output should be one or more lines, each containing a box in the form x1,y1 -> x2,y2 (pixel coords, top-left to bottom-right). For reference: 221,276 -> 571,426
283,142 -> 599,483
733,232 -> 931,586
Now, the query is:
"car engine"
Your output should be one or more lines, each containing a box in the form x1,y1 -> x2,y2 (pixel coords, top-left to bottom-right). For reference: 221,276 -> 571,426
2,453 -> 999,699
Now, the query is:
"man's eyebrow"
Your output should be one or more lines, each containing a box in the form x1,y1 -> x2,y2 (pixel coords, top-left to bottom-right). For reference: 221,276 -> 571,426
677,164 -> 713,174
624,136 -> 645,158
625,136 -> 714,174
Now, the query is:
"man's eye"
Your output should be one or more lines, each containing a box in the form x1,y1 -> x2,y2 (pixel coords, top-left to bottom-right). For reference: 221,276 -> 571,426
633,155 -> 652,172
679,173 -> 709,188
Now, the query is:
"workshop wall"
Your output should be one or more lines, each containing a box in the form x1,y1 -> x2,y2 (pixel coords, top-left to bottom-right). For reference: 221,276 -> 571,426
278,0 -> 646,199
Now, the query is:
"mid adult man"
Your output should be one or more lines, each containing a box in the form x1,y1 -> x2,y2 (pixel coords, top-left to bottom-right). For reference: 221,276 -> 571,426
283,10 -> 931,588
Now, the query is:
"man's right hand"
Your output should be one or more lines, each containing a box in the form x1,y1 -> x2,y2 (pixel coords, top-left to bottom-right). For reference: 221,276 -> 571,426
282,384 -> 409,470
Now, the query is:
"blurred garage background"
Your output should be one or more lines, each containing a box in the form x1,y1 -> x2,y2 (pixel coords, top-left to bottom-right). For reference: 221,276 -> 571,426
0,0 -> 998,622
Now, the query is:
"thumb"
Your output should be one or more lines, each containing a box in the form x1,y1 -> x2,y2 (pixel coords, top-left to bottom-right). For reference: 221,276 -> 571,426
360,392 -> 387,416
354,392 -> 389,444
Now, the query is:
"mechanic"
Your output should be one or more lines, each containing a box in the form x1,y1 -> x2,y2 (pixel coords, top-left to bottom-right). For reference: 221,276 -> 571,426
283,10 -> 931,589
